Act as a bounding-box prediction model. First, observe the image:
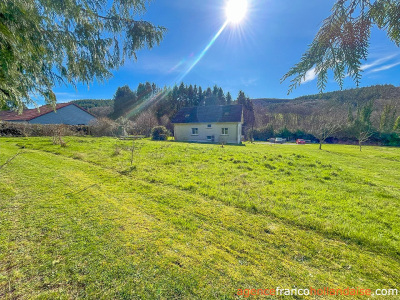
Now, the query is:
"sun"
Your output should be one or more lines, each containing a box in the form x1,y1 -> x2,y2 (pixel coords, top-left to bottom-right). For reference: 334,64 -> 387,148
226,0 -> 248,23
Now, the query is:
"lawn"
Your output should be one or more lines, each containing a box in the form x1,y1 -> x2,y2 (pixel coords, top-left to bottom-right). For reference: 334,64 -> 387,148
0,137 -> 399,299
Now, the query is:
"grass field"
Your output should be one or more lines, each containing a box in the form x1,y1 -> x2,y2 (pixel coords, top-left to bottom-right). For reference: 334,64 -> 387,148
0,137 -> 399,299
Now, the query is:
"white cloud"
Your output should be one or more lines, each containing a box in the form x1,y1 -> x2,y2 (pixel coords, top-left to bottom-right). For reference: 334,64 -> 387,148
301,53 -> 400,83
301,67 -> 317,84
361,54 -> 398,71
369,61 -> 400,73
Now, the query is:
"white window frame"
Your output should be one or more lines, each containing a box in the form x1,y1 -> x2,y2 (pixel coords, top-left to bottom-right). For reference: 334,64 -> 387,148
221,128 -> 228,135
191,128 -> 199,135
207,136 -> 212,141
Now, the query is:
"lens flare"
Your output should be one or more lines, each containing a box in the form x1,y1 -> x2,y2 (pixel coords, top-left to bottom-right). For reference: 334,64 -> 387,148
177,21 -> 228,83
226,0 -> 248,23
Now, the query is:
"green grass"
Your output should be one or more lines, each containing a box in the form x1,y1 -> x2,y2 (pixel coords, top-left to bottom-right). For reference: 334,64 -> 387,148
0,137 -> 399,299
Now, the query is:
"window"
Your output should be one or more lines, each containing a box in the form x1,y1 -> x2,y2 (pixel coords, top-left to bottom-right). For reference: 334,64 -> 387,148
207,124 -> 212,128
207,136 -> 212,140
191,128 -> 198,135
222,128 -> 228,135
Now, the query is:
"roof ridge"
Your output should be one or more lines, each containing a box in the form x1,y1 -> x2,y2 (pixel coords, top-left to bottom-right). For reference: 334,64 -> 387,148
0,102 -> 89,121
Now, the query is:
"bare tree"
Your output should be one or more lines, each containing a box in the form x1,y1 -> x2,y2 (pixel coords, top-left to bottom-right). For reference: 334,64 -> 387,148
358,129 -> 373,152
133,111 -> 159,136
304,109 -> 345,150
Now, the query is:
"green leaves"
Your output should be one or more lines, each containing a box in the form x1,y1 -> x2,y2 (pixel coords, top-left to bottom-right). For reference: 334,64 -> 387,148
282,0 -> 400,94
0,0 -> 166,111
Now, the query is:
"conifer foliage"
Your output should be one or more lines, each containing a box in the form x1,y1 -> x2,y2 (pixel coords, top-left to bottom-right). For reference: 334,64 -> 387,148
282,0 -> 400,93
0,0 -> 165,111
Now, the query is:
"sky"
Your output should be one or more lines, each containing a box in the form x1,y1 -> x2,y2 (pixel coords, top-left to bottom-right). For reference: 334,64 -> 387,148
53,0 -> 400,103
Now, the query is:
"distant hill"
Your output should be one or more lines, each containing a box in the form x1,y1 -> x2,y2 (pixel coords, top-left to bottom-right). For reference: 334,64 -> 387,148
251,97 -> 329,115
252,98 -> 292,104
251,98 -> 293,107
251,85 -> 400,144
295,84 -> 400,102
252,84 -> 400,115
71,99 -> 114,118
73,99 -> 113,110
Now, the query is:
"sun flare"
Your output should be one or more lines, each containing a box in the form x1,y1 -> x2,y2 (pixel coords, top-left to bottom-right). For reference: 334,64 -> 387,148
226,0 -> 248,23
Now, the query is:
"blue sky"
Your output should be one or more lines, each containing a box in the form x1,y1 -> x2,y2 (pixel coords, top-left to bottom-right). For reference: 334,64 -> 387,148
53,0 -> 400,103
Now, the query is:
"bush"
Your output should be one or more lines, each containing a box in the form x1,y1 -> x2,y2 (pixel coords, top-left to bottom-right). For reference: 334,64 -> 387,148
151,126 -> 170,141
252,125 -> 274,141
379,132 -> 400,146
89,118 -> 118,136
276,126 -> 293,140
0,122 -> 88,137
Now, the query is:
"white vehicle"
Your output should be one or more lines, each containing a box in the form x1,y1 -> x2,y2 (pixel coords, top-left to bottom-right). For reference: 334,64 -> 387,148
275,137 -> 284,143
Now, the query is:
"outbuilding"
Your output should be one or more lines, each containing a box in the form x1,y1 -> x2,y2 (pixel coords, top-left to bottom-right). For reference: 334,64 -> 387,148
0,102 -> 96,125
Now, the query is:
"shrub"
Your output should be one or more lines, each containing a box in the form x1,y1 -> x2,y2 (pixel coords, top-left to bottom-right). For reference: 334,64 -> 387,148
89,118 -> 118,136
380,132 -> 400,146
151,126 -> 170,141
0,122 -> 88,137
252,125 -> 274,141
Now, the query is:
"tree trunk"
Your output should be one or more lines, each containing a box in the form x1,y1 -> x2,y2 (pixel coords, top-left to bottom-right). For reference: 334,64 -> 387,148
359,142 -> 362,152
131,140 -> 135,166
319,142 -> 322,150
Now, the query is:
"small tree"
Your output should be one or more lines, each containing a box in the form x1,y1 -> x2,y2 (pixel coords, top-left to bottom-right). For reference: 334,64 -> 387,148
347,103 -> 375,151
393,116 -> 400,133
133,111 -> 159,136
357,128 -> 373,151
151,126 -> 169,141
51,125 -> 67,147
304,112 -> 343,150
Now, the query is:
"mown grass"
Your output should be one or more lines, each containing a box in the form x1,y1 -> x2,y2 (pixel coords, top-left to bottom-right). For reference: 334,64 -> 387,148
0,137 -> 399,299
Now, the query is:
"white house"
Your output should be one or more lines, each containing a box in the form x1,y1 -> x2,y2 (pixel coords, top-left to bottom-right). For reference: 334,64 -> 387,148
0,102 -> 96,125
171,105 -> 243,144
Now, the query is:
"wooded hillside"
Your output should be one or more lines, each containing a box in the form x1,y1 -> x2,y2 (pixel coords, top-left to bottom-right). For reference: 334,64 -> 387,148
252,85 -> 400,145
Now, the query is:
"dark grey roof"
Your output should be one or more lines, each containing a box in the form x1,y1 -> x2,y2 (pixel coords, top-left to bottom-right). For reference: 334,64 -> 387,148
171,105 -> 243,123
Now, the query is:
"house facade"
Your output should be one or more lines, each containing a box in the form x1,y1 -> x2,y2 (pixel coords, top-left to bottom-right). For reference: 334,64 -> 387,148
0,102 -> 95,125
171,105 -> 243,144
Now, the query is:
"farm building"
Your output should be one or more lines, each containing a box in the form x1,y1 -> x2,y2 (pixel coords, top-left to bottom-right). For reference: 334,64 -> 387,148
0,102 -> 96,125
171,105 -> 243,144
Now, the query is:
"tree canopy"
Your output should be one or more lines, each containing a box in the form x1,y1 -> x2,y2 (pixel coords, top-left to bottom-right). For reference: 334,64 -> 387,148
282,0 -> 400,94
0,0 -> 165,111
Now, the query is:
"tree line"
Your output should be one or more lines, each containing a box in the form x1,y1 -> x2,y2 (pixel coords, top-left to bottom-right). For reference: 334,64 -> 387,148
84,83 -> 400,146
253,98 -> 400,148
105,82 -> 255,138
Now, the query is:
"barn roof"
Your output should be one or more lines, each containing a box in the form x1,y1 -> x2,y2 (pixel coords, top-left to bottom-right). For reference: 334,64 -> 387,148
0,103 -> 94,121
171,105 -> 243,124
